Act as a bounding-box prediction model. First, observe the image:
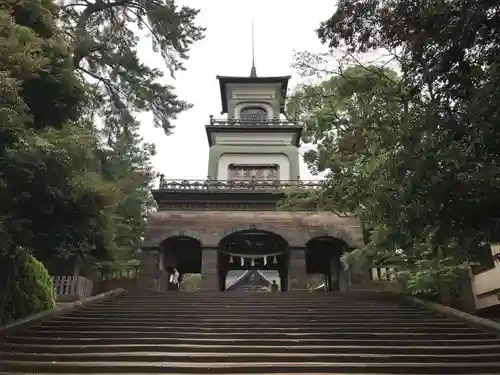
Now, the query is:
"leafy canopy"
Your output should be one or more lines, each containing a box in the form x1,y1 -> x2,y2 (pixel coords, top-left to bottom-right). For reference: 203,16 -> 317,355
286,0 -> 500,296
0,1 -> 118,261
57,0 -> 205,134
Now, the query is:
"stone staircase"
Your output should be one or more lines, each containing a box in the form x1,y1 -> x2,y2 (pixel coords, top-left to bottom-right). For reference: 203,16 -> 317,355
1,291 -> 500,374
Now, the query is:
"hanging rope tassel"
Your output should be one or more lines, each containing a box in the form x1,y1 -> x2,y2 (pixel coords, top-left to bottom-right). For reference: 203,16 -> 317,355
240,257 -> 245,266
229,255 -> 234,263
273,255 -> 278,264
251,257 -> 255,267
264,256 -> 267,266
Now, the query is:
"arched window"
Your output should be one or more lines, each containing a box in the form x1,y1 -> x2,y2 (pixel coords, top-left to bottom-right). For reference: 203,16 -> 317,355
240,106 -> 267,122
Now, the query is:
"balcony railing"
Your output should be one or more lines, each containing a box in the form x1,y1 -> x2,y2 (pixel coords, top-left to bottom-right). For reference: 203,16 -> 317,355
208,116 -> 300,127
157,178 -> 323,191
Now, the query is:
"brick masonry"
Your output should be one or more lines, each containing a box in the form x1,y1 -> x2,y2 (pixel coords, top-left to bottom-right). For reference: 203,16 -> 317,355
143,211 -> 363,248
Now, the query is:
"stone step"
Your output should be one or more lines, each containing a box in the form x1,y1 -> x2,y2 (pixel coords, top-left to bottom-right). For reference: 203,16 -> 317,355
49,313 -> 446,322
49,316 -> 461,325
84,300 -> 424,312
2,351 -> 500,364
26,319 -> 471,327
18,323 -> 478,334
114,292 -> 397,297
6,335 -> 499,347
99,301 -> 411,307
76,301 -> 424,312
66,310 -> 434,317
2,291 -> 499,374
13,374 -> 499,375
3,342 -> 500,354
36,323 -> 483,336
76,306 -> 436,317
102,296 -> 409,302
2,359 -> 500,374
28,325 -> 498,339
108,299 -> 402,305
18,324 -> 479,333
49,313 -> 465,322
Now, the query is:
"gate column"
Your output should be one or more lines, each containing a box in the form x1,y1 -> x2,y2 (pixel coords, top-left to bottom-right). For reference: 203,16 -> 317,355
288,247 -> 308,291
200,248 -> 219,291
137,249 -> 161,291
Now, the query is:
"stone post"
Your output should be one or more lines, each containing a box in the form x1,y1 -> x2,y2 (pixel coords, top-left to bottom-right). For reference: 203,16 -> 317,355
200,248 -> 219,291
288,248 -> 308,291
338,268 -> 351,292
137,249 -> 160,291
329,255 -> 341,291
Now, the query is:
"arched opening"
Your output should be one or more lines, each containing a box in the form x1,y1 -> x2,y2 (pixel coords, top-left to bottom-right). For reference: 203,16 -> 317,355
239,106 -> 268,122
218,230 -> 288,292
306,236 -> 350,292
159,236 -> 202,292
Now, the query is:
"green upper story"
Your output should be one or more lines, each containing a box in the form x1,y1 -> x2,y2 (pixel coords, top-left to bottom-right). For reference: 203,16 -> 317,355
206,69 -> 303,182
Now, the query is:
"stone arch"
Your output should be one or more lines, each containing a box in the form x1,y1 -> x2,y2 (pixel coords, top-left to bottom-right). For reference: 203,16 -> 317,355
160,235 -> 202,274
218,229 -> 289,289
219,229 -> 289,256
305,235 -> 351,252
305,235 -> 351,286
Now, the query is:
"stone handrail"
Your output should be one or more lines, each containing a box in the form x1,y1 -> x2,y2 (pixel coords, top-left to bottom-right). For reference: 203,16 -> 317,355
52,276 -> 93,300
208,116 -> 300,127
157,179 -> 324,191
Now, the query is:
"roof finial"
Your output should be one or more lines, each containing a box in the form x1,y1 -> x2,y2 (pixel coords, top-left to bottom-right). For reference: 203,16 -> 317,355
250,20 -> 257,77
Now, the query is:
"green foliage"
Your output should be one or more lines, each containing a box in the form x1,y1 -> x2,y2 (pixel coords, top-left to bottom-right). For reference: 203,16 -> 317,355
0,0 -> 202,322
0,0 -> 175,266
1,125 -> 120,261
0,250 -> 56,325
286,0 -> 500,301
180,274 -> 201,292
58,0 -> 205,134
100,122 -> 158,259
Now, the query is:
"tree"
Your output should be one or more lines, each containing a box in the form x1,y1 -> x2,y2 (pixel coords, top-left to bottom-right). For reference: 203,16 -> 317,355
57,0 -> 205,134
100,121 -> 158,259
0,0 -> 120,322
286,0 -> 500,298
285,65 -> 410,265
0,0 -> 117,262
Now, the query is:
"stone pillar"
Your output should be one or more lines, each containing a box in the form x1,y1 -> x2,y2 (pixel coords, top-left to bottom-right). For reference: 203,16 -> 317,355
288,248 -> 308,291
137,250 -> 160,291
329,255 -> 341,291
453,270 -> 477,313
278,268 -> 287,292
338,268 -> 350,292
200,248 -> 219,291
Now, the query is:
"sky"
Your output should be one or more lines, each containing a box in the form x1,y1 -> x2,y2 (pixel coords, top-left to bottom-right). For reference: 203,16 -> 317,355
137,0 -> 336,182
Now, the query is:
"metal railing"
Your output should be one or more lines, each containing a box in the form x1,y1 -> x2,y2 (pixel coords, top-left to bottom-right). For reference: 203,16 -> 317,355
208,116 -> 300,127
157,178 -> 324,191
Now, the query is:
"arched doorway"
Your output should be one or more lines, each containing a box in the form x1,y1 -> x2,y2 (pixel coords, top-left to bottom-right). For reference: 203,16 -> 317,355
218,230 -> 288,292
159,236 -> 202,291
306,236 -> 350,291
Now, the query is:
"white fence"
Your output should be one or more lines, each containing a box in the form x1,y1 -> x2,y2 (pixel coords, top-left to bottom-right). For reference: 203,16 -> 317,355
370,267 -> 397,281
52,276 -> 93,301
